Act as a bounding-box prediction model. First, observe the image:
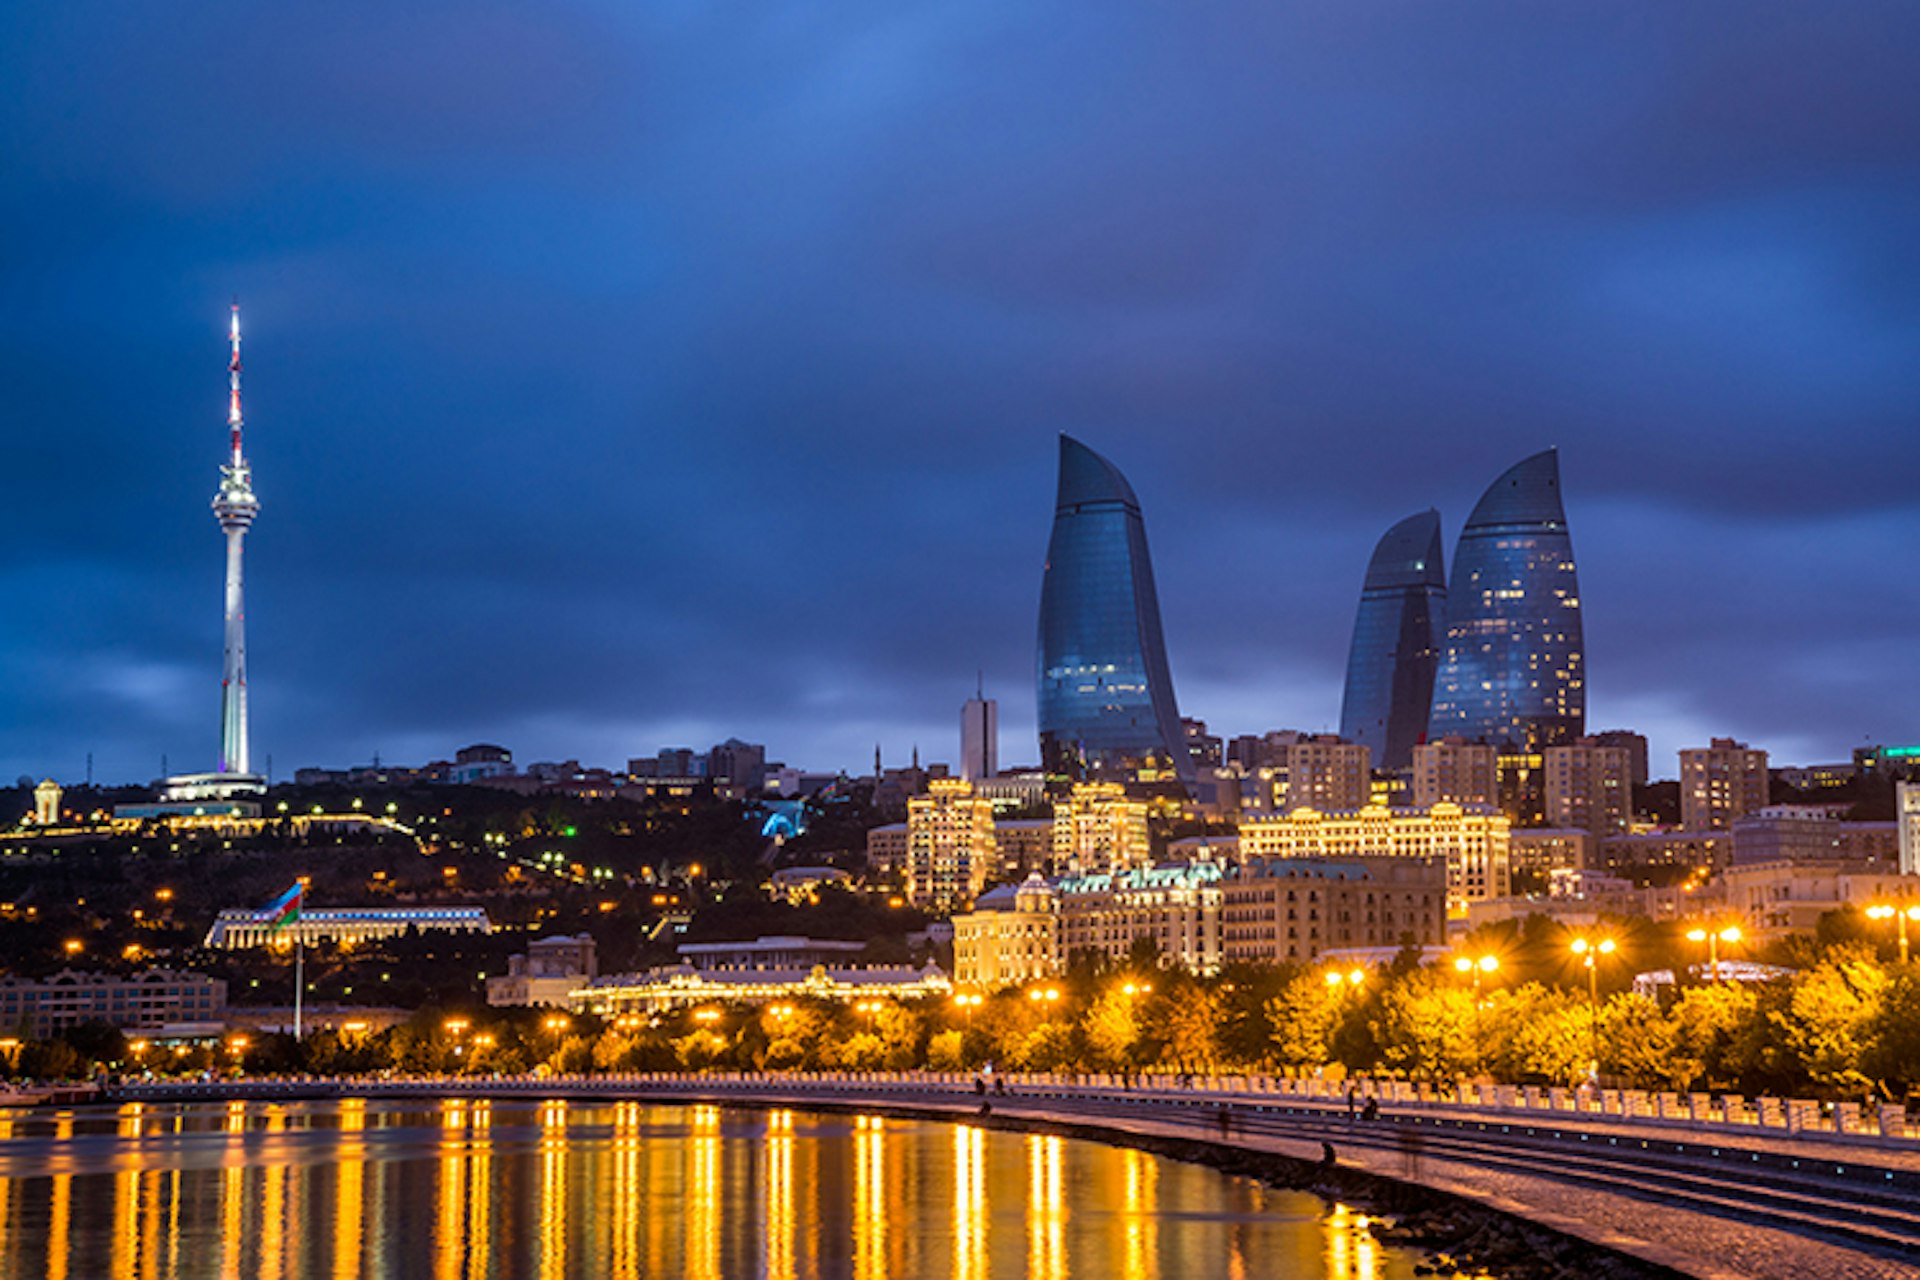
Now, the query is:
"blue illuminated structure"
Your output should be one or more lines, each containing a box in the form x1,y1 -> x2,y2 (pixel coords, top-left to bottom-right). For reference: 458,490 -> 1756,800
1036,436 -> 1189,789
1429,449 -> 1585,751
1339,510 -> 1446,770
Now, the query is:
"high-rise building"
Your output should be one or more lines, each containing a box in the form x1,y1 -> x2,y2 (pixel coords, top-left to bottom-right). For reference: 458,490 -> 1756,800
706,738 -> 767,796
1679,738 -> 1770,831
1411,737 -> 1498,808
1339,510 -> 1446,771
1052,781 -> 1152,874
1589,729 -> 1651,791
1544,738 -> 1632,835
1036,436 -> 1188,789
1429,449 -> 1585,753
1260,734 -> 1372,813
1182,717 -> 1224,771
904,778 -> 999,913
960,693 -> 998,783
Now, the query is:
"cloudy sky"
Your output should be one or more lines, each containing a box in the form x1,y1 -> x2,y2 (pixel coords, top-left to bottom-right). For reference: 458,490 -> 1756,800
3,3 -> 1916,785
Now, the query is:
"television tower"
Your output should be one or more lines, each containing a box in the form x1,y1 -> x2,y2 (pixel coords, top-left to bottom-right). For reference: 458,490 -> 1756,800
213,303 -> 260,776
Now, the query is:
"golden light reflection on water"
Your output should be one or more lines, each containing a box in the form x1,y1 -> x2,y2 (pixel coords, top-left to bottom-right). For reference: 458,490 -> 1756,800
538,1100 -> 569,1280
953,1122 -> 988,1280
1122,1145 -> 1159,1280
853,1115 -> 887,1280
766,1109 -> 796,1280
336,1098 -> 366,1280
1325,1202 -> 1383,1280
0,1098 -> 1425,1280
611,1100 -> 641,1280
686,1104 -> 721,1280
1027,1133 -> 1066,1280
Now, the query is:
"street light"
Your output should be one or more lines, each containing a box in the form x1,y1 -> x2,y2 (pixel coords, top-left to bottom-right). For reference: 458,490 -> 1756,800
1120,981 -> 1153,997
1026,985 -> 1062,1004
1569,936 -> 1616,1079
1865,903 -> 1920,965
1452,953 -> 1499,998
1324,967 -> 1366,990
1684,925 -> 1743,984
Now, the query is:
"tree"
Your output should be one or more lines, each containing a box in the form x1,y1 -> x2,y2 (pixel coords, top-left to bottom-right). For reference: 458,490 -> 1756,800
1266,972 -> 1344,1069
1773,949 -> 1888,1093
1481,984 -> 1587,1085
1668,982 -> 1756,1091
1084,988 -> 1141,1070
1160,986 -> 1225,1073
1861,967 -> 1920,1094
1599,993 -> 1681,1090
1370,971 -> 1477,1081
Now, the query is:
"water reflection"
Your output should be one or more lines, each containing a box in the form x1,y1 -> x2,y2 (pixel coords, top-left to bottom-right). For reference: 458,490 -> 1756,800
853,1115 -> 886,1280
0,1098 -> 1420,1279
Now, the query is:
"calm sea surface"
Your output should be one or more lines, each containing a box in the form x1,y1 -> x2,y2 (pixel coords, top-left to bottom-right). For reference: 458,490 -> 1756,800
0,1098 -> 1419,1279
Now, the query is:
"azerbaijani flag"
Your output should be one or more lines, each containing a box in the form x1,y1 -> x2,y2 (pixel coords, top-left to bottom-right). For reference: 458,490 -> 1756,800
261,883 -> 304,935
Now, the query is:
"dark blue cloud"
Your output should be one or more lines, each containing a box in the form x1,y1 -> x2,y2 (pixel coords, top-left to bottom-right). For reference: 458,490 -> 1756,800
1,1 -> 1916,785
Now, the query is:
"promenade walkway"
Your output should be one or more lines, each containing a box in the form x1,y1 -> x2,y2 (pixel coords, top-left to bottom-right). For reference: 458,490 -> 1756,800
110,1072 -> 1920,1280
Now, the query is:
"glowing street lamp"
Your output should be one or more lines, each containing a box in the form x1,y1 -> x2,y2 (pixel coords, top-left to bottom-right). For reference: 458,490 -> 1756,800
1569,936 -> 1616,1077
1865,902 -> 1920,966
1324,968 -> 1366,989
1452,953 -> 1499,998
1684,925 -> 1743,984
1119,981 -> 1153,997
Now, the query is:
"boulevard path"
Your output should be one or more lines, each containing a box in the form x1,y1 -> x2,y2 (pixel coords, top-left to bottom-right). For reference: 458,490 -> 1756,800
112,1071 -> 1920,1280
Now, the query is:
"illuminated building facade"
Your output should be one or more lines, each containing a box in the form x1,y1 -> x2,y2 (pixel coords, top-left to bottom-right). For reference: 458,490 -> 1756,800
1429,449 -> 1584,752
1339,510 -> 1446,771
0,969 -> 226,1035
1055,861 -> 1224,975
1220,856 -> 1446,966
951,875 -> 1061,988
904,778 -> 999,912
1680,738 -> 1770,831
1036,435 -> 1188,789
1239,803 -> 1511,916
571,960 -> 952,1015
1051,781 -> 1151,874
205,905 -> 492,949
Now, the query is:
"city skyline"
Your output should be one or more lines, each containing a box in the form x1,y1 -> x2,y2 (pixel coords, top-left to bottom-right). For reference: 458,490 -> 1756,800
2,5 -> 1917,783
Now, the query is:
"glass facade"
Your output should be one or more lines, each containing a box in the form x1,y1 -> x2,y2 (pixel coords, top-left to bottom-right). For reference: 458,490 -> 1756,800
1429,449 -> 1585,752
1036,436 -> 1189,788
1339,509 -> 1446,771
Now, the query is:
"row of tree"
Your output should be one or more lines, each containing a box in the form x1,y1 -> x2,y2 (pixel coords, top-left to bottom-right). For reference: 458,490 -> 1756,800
17,939 -> 1910,1100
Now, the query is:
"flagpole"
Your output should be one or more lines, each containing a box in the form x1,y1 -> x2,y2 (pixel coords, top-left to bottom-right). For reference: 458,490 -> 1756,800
294,939 -> 304,1041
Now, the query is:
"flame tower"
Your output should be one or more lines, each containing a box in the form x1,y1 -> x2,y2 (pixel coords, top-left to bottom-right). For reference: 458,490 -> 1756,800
213,304 -> 260,776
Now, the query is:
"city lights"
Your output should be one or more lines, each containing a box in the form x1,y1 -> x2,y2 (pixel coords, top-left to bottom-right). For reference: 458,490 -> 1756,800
1685,924 -> 1743,983
1865,902 -> 1920,964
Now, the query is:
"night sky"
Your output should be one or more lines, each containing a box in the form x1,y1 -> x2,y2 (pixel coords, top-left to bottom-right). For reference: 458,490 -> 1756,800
4,3 -> 1917,786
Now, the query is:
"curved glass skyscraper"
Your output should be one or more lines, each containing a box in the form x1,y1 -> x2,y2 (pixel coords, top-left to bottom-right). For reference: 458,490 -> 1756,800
1339,510 -> 1446,771
1429,449 -> 1585,751
1037,436 -> 1189,788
